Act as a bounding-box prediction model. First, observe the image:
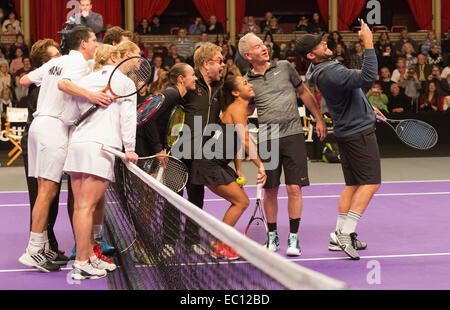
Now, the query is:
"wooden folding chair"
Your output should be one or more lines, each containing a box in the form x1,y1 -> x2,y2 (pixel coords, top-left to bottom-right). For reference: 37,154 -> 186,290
5,122 -> 23,166
298,106 -> 313,142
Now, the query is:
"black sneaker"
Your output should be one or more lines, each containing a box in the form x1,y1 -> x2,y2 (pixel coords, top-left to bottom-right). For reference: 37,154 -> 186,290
334,230 -> 360,260
329,232 -> 367,251
45,248 -> 70,265
19,250 -> 61,272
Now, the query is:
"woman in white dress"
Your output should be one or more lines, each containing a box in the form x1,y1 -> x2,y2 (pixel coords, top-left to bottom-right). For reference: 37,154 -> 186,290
64,42 -> 140,280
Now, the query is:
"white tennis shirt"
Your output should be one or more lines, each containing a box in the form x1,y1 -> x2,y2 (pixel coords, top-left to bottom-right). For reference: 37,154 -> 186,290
69,65 -> 137,151
27,50 -> 91,124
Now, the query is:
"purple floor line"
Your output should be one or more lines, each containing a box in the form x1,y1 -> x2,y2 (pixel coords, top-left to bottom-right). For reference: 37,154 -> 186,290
1,181 -> 449,290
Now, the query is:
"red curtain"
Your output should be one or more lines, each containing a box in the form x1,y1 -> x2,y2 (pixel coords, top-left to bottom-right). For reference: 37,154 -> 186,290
338,0 -> 366,31
29,0 -> 122,43
134,0 -> 171,27
317,0 -> 328,28
92,0 -> 122,28
30,0 -> 67,42
193,0 -> 226,32
443,0 -> 450,33
14,0 -> 20,19
408,0 -> 432,30
236,0 -> 246,34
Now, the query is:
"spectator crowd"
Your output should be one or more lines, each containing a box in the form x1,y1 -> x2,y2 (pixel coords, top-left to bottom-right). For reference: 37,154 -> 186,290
1,8 -> 450,123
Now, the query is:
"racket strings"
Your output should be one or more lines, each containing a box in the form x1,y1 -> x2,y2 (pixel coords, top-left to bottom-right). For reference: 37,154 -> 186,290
396,120 -> 437,149
167,107 -> 185,149
137,96 -> 162,124
139,156 -> 188,193
110,58 -> 153,97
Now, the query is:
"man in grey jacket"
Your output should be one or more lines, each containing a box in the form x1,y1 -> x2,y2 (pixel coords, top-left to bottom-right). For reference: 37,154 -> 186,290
68,0 -> 103,42
300,20 -> 384,260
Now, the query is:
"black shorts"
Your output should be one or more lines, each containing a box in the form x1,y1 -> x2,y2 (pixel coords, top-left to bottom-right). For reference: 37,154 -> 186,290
258,133 -> 309,189
190,159 -> 238,186
336,127 -> 381,186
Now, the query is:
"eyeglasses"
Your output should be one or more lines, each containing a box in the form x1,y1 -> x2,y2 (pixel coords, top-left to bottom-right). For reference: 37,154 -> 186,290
209,58 -> 224,64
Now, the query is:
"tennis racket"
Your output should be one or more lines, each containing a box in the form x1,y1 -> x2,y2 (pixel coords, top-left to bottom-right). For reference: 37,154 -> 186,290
74,56 -> 154,126
166,105 -> 186,150
154,105 -> 186,183
244,182 -> 269,247
136,93 -> 165,127
376,115 -> 438,150
140,153 -> 188,193
101,144 -> 188,193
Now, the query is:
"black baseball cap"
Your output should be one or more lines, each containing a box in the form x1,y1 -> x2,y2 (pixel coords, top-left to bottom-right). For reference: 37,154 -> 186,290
295,33 -> 324,58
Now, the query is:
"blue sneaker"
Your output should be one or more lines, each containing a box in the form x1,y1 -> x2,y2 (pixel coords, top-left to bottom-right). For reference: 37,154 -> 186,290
286,233 -> 301,256
95,236 -> 116,255
69,244 -> 77,260
267,231 -> 280,252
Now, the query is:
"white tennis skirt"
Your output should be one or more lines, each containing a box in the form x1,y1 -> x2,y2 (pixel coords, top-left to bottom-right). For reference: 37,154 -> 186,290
63,141 -> 117,182
27,116 -> 69,183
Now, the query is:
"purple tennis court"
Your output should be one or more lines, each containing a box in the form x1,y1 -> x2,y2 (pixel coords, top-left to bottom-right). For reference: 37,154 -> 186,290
1,180 -> 449,290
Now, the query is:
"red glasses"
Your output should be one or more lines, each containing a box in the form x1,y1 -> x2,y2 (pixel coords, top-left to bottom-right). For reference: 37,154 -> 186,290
209,58 -> 224,64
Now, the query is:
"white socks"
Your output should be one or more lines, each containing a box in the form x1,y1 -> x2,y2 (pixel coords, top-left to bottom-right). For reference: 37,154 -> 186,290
341,211 -> 362,235
27,231 -> 47,255
335,213 -> 347,232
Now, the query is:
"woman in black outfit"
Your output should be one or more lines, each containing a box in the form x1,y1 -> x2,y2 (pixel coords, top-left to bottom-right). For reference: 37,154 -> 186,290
189,75 -> 267,260
135,63 -> 197,255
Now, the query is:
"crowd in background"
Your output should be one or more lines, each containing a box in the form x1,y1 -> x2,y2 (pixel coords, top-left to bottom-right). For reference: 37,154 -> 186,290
1,9 -> 450,123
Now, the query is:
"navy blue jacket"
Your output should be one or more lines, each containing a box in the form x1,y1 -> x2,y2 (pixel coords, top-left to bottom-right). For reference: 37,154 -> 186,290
306,49 -> 378,138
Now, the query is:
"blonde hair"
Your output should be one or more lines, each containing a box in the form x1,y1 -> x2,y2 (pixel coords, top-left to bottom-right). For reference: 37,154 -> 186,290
116,41 -> 140,58
93,44 -> 119,71
193,42 -> 222,70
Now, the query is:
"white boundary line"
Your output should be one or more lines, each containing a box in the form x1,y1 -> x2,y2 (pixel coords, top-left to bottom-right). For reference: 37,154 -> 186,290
2,252 -> 450,273
287,252 -> 450,263
1,192 -> 450,207
1,179 -> 450,194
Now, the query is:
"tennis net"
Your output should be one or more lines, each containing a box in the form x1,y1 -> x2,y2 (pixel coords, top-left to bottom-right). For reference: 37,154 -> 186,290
104,154 -> 347,290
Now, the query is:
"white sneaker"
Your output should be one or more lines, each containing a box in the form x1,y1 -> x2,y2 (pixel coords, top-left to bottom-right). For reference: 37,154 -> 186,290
19,249 -> 60,273
286,233 -> 301,256
267,231 -> 280,252
71,262 -> 107,280
162,244 -> 175,257
191,244 -> 207,255
92,244 -> 117,272
90,255 -> 117,272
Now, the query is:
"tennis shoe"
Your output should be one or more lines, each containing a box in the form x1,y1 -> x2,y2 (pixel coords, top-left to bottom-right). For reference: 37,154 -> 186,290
286,233 -> 301,256
209,241 -> 240,260
334,230 -> 360,260
19,249 -> 60,273
191,244 -> 207,256
329,232 -> 367,251
162,244 -> 175,257
267,231 -> 280,252
45,248 -> 70,265
95,236 -> 116,255
93,244 -> 117,272
71,262 -> 107,280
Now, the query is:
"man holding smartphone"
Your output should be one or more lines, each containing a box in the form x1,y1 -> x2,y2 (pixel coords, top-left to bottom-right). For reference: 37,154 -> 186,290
300,19 -> 383,260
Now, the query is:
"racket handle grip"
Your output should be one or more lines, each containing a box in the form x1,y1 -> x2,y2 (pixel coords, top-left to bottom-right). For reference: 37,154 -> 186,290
73,104 -> 100,126
256,175 -> 263,199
